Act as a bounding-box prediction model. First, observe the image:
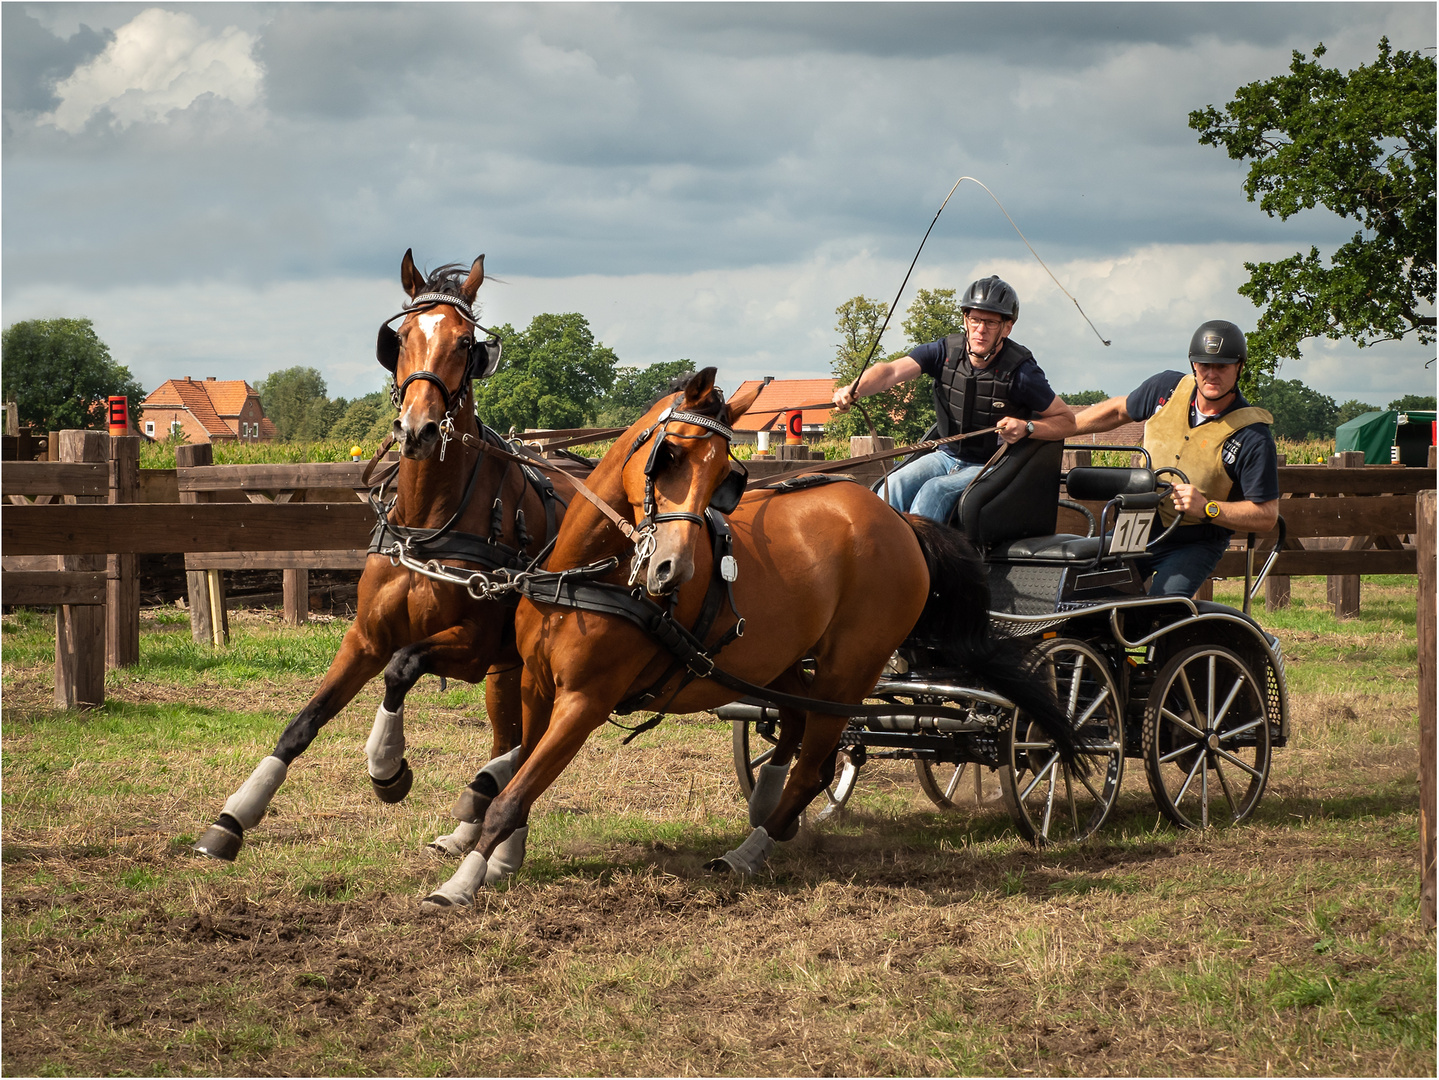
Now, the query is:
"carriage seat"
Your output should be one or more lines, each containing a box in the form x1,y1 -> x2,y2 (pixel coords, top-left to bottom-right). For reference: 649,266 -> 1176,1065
952,437 -> 1064,548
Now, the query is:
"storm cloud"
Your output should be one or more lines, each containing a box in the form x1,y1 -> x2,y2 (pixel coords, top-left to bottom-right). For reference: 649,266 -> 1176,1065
3,2 -> 1434,406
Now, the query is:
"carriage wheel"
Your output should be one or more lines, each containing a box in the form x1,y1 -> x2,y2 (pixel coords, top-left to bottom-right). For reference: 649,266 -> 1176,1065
914,759 -> 1003,811
731,720 -> 858,824
1142,644 -> 1271,830
999,638 -> 1125,845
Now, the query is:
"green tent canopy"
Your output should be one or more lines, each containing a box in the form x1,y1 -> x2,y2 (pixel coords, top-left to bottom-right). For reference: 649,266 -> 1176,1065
1335,410 -> 1437,465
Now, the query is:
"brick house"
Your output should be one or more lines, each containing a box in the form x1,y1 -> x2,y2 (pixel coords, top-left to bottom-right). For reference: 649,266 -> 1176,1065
140,376 -> 275,444
729,377 -> 836,443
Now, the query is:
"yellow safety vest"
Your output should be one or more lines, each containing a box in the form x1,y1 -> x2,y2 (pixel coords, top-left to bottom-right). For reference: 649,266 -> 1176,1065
1144,374 -> 1273,526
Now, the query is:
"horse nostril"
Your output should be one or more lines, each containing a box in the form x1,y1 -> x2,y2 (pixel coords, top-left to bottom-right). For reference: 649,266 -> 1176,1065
417,421 -> 439,444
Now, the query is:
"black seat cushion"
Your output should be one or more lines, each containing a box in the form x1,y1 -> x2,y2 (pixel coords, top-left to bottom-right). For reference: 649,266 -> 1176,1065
988,534 -> 1103,564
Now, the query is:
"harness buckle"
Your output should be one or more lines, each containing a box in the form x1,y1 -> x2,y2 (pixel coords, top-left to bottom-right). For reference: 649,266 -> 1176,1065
628,528 -> 657,587
719,554 -> 738,583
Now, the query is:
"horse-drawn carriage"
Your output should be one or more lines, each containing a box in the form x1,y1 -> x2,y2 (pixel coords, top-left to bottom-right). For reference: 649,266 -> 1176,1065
722,436 -> 1290,843
199,255 -> 1292,904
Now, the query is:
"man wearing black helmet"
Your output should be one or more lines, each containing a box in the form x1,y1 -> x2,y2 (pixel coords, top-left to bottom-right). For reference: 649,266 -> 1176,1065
1071,320 -> 1280,597
832,275 -> 1076,523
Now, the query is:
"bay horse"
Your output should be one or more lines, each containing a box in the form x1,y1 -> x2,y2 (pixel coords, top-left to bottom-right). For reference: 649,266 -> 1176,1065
195,250 -> 562,874
422,367 -> 1081,906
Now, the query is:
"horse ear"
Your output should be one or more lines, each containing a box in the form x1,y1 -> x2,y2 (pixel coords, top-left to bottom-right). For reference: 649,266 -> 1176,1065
400,248 -> 423,299
682,366 -> 717,406
724,380 -> 762,427
462,255 -> 485,304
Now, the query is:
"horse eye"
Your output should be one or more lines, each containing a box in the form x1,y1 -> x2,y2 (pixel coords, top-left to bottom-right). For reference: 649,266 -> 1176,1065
652,440 -> 675,471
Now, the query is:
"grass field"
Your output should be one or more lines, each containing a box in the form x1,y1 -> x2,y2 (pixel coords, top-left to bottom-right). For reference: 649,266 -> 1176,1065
1,576 -> 1431,1076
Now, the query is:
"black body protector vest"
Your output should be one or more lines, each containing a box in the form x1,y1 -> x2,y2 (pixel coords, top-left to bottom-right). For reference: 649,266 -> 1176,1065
932,335 -> 1035,459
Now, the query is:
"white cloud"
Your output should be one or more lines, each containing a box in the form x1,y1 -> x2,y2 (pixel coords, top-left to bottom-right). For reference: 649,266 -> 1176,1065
40,8 -> 261,134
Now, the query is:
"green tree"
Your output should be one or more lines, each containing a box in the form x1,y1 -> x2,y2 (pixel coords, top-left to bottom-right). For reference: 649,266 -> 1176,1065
597,359 -> 697,426
826,294 -> 942,443
330,391 -> 390,444
473,312 -> 618,432
0,317 -> 144,429
1388,393 -> 1437,412
1060,390 -> 1109,407
899,287 -> 965,346
1190,39 -> 1436,384
256,366 -> 335,440
1335,398 -> 1381,426
1249,375 -> 1339,439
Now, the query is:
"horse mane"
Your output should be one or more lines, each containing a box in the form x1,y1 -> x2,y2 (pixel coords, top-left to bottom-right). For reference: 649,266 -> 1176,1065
418,263 -> 472,298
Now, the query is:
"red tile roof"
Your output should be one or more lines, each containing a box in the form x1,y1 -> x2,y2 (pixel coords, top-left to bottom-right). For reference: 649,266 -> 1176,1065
731,378 -> 836,431
141,377 -> 264,439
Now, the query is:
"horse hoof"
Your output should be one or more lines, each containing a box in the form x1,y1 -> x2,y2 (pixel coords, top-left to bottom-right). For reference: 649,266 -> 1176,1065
450,786 -> 492,824
704,857 -> 736,875
370,760 -> 413,804
194,818 -> 243,861
420,891 -> 470,911
427,835 -> 466,857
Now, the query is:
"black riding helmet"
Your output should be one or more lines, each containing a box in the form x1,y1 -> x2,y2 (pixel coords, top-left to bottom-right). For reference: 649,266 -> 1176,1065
961,276 -> 1020,323
1187,320 -> 1248,365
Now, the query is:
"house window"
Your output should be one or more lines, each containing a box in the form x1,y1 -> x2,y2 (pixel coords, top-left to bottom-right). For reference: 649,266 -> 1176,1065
145,421 -> 155,436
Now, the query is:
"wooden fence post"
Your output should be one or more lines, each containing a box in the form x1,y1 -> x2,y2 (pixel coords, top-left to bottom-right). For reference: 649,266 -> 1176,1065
283,567 -> 310,625
1418,489 -> 1435,931
1419,489 -> 1436,929
176,443 -> 229,645
56,431 -> 107,709
106,435 -> 140,667
1326,451 -> 1365,618
4,402 -> 18,437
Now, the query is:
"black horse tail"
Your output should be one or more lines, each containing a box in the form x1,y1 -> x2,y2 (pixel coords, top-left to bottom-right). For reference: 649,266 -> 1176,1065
904,514 -> 1084,767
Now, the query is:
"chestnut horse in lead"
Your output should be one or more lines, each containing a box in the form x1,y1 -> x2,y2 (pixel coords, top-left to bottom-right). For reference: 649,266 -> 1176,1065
195,250 -> 557,869
423,367 -> 1080,905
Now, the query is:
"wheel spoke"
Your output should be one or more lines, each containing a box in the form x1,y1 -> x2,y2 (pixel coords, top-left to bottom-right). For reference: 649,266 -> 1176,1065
1018,752 -> 1060,801
1214,756 -> 1241,814
1210,675 -> 1246,730
1216,715 -> 1265,745
1213,744 -> 1265,781
1179,669 -> 1206,731
942,764 -> 963,801
1161,705 -> 1206,741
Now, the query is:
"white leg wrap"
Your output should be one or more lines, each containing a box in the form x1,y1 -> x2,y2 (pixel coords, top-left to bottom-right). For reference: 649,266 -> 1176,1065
483,827 -> 528,885
749,762 -> 790,827
219,756 -> 288,830
423,850 -> 488,908
717,826 -> 775,877
479,745 -> 523,791
429,819 -> 484,857
365,703 -> 405,780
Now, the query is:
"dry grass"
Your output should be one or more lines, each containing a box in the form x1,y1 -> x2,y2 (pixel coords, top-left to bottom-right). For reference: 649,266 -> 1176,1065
1,592 -> 1432,1077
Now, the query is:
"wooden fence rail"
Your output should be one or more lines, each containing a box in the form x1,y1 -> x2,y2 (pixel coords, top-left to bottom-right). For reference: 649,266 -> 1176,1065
3,433 -> 1432,708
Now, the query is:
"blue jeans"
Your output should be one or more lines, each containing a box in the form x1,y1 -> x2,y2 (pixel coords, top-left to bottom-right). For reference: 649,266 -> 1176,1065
1136,532 -> 1230,597
880,451 -> 985,524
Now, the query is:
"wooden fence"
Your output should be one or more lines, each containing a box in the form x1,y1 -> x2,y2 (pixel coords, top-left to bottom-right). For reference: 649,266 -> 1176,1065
2,432 -> 1433,708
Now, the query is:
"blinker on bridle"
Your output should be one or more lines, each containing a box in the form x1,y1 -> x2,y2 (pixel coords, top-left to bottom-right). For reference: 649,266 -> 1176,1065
376,291 -> 504,460
622,395 -> 748,587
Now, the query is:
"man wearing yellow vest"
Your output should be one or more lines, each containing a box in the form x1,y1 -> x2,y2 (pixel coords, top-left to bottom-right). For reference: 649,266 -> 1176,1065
1071,320 -> 1280,597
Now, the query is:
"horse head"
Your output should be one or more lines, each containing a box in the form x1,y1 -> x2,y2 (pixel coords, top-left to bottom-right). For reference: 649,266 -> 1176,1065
621,367 -> 760,596
378,248 -> 491,460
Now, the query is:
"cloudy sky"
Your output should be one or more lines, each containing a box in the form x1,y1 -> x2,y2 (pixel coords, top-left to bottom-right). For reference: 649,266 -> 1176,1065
4,1 -> 1435,409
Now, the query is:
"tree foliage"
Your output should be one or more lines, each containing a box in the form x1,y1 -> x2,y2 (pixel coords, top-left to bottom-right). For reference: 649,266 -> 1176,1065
825,293 -> 946,443
256,366 -> 345,441
473,313 -> 618,433
0,317 -> 144,430
1335,398 -> 1381,427
596,359 -> 697,426
1060,389 -> 1109,407
1388,393 -> 1437,412
1189,39 -> 1436,377
1248,375 -> 1339,439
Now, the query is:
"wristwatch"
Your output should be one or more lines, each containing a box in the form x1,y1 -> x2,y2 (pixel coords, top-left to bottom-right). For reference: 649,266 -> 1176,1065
1024,421 -> 1035,435
1203,501 -> 1221,519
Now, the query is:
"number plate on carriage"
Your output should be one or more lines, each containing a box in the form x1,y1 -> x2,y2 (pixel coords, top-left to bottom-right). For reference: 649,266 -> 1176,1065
1108,509 -> 1156,555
